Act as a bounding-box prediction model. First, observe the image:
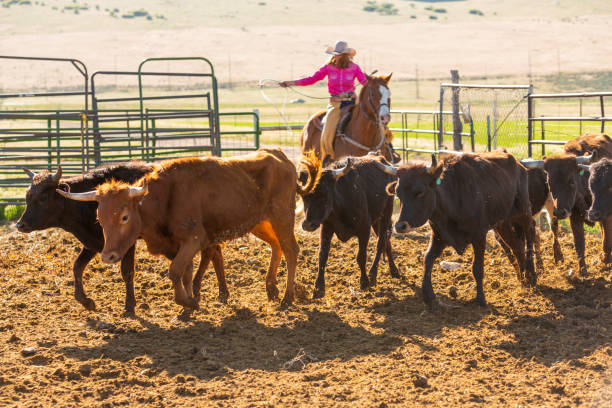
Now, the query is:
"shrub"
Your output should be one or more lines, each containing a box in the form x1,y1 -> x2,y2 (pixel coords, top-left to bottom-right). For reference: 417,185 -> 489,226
469,9 -> 484,16
410,14 -> 416,18
363,0 -> 377,12
434,8 -> 446,13
429,15 -> 437,19
424,5 -> 433,10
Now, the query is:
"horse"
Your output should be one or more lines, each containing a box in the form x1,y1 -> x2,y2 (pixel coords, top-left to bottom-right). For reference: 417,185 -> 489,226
300,74 -> 396,163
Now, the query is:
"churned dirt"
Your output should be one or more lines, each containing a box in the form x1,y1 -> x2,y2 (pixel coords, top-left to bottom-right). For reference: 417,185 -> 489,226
0,221 -> 611,407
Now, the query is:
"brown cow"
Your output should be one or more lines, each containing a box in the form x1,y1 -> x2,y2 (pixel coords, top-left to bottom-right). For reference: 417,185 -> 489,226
522,133 -> 612,274
58,149 -> 300,309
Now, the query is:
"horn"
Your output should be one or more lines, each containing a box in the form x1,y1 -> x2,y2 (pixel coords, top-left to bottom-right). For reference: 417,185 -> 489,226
56,189 -> 97,202
578,164 -> 591,172
51,165 -> 62,183
331,159 -> 351,179
576,154 -> 593,165
373,159 -> 398,176
23,168 -> 36,180
127,183 -> 148,198
520,159 -> 545,169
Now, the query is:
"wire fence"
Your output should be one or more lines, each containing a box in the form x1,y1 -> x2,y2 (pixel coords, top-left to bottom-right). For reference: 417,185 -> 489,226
439,84 -> 531,158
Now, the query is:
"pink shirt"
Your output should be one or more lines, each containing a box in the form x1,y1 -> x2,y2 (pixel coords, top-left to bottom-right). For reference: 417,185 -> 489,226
294,62 -> 367,95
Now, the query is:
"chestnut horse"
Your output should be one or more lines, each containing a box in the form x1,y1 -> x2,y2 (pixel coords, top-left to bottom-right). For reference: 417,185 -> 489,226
300,74 -> 395,162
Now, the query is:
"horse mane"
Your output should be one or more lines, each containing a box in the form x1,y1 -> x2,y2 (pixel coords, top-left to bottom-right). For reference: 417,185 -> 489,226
297,150 -> 322,195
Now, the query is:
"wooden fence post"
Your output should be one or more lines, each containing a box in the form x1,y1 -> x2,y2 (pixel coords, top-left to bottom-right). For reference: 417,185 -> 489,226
451,70 -> 463,151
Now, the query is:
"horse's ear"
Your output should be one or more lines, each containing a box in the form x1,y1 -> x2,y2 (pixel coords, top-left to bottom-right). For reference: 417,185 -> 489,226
383,73 -> 393,83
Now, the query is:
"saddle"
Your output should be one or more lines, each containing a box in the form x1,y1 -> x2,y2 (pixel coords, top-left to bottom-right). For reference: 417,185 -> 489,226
314,105 -> 355,138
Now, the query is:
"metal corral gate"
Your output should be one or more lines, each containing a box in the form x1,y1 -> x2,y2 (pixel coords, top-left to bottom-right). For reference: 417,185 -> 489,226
0,56 -> 261,205
527,91 -> 612,157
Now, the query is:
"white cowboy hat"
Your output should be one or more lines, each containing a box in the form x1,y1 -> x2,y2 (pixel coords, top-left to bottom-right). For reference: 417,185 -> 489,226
325,41 -> 356,57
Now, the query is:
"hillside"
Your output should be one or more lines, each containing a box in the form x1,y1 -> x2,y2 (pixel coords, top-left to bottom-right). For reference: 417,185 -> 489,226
0,0 -> 611,85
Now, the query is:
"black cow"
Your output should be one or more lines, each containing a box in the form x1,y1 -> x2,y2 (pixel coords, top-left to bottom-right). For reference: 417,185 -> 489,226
297,153 -> 400,298
378,152 -> 536,306
585,158 -> 612,263
17,163 -> 153,314
521,153 -> 611,274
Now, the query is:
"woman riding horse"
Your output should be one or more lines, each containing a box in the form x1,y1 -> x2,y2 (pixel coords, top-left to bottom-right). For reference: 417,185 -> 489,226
279,41 -> 367,161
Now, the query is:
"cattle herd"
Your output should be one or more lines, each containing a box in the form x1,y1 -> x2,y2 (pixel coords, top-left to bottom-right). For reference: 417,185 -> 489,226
13,133 -> 612,315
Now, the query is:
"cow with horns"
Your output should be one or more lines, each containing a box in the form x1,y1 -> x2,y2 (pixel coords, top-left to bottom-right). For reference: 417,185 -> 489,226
521,133 -> 612,274
297,152 -> 400,298
376,151 -> 536,306
57,149 -> 300,309
17,163 -> 151,313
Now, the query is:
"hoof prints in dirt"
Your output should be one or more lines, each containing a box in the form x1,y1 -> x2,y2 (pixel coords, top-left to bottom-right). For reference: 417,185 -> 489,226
0,226 -> 611,407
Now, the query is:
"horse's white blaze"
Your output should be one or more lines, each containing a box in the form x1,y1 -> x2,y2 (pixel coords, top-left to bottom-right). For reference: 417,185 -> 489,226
378,85 -> 391,118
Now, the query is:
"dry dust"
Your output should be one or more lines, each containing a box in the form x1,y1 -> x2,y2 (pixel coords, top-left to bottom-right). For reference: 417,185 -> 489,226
0,222 -> 611,407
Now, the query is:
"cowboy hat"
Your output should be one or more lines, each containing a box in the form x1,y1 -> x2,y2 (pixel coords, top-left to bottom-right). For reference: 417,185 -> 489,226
325,41 -> 356,57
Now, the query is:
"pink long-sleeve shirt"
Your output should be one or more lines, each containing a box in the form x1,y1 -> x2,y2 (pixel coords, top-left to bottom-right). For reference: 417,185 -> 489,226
294,62 -> 367,95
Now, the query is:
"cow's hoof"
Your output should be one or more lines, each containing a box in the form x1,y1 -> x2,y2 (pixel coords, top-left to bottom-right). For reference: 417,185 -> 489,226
390,267 -> 401,279
80,297 -> 97,312
360,277 -> 370,290
280,295 -> 294,309
474,296 -> 487,307
121,309 -> 136,318
218,291 -> 229,304
602,254 -> 612,264
579,266 -> 588,277
312,286 -> 325,299
183,296 -> 200,311
553,249 -> 564,264
266,284 -> 280,301
176,309 -> 193,321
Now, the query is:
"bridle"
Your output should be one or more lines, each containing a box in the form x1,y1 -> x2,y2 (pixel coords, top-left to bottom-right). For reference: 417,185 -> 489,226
338,80 -> 391,158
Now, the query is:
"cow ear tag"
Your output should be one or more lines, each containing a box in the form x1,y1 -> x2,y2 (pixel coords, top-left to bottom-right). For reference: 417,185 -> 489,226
436,178 -> 441,185
579,169 -> 585,176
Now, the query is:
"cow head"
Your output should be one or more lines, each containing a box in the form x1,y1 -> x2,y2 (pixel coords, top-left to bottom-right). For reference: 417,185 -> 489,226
298,157 -> 352,232
389,154 -> 442,234
587,158 -> 612,222
522,153 -> 592,219
17,166 -> 70,233
57,181 -> 148,263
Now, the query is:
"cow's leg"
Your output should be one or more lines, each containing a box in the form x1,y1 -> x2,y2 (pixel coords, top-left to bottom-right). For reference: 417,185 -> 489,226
119,244 -> 137,315
495,223 -> 524,282
471,235 -> 487,306
569,211 -> 587,276
181,259 -> 195,299
379,200 -> 400,279
73,247 -> 97,311
494,228 -> 520,277
313,225 -> 333,299
274,221 -> 300,307
533,224 -> 544,271
545,197 -> 564,263
368,225 -> 386,287
192,245 -> 228,303
357,229 -> 371,290
168,239 -> 200,310
251,221 -> 282,301
600,216 -> 612,264
423,233 -> 445,306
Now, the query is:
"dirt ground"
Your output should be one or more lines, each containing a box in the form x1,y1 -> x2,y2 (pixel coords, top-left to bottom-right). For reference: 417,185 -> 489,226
0,220 -> 611,407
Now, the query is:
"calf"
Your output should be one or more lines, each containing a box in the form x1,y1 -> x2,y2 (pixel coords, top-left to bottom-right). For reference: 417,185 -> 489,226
298,153 -> 400,298
58,149 -> 299,309
379,152 -> 536,306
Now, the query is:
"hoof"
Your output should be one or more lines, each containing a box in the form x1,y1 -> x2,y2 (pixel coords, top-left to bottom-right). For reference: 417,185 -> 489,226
474,296 -> 487,307
280,295 -> 294,308
266,284 -> 280,301
121,309 -> 136,318
390,267 -> 401,279
553,249 -> 564,264
79,297 -> 97,312
176,309 -> 193,321
579,266 -> 588,277
218,291 -> 229,304
178,296 -> 199,311
602,254 -> 612,264
312,286 -> 325,299
360,276 -> 370,291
